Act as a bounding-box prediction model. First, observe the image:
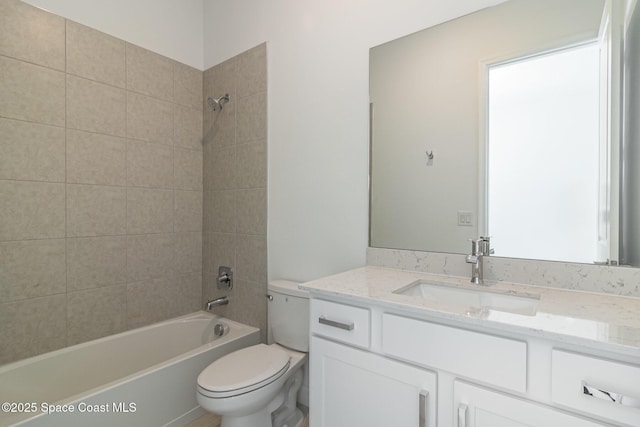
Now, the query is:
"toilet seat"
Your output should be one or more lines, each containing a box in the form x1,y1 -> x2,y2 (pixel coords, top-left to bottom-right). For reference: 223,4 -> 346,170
197,344 -> 291,399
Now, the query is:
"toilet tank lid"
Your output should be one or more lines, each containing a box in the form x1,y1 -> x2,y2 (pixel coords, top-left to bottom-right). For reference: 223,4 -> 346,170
268,280 -> 308,298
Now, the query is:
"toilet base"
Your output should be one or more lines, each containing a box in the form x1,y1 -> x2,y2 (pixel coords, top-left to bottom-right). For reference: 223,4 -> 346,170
220,407 -> 272,427
217,369 -> 303,427
274,407 -> 303,427
198,345 -> 307,427
271,370 -> 304,427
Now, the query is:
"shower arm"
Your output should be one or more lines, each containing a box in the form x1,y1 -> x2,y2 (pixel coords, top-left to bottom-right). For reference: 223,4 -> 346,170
207,93 -> 230,111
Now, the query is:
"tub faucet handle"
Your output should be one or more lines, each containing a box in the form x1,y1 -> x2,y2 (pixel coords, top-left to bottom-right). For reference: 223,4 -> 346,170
217,266 -> 233,290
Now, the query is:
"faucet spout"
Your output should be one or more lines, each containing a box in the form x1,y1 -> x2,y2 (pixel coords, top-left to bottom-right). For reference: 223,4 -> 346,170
466,253 -> 483,284
205,296 -> 229,311
466,238 -> 487,285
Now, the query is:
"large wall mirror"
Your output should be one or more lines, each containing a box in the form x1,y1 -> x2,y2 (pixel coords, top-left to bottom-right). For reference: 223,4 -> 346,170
370,0 -> 640,266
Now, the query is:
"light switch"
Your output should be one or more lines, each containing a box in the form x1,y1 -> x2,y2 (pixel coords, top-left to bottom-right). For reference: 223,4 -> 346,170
457,211 -> 473,226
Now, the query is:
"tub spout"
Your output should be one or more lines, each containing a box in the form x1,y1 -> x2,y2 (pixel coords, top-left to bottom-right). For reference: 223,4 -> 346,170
205,296 -> 229,311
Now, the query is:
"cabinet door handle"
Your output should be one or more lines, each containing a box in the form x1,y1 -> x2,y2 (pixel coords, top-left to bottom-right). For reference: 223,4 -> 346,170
458,403 -> 468,427
582,381 -> 635,405
419,390 -> 428,427
318,316 -> 354,331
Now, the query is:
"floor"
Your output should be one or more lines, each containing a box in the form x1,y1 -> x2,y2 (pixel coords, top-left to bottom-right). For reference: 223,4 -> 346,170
184,412 -> 221,427
184,405 -> 309,427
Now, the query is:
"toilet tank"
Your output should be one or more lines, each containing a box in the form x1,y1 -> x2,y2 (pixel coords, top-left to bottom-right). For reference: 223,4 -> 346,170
268,280 -> 309,352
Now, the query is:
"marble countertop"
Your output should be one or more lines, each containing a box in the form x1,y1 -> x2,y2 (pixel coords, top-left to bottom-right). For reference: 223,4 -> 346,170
301,266 -> 640,358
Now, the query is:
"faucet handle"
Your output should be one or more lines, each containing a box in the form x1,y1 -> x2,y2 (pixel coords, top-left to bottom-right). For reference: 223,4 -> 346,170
479,236 -> 494,256
469,238 -> 482,255
217,266 -> 233,290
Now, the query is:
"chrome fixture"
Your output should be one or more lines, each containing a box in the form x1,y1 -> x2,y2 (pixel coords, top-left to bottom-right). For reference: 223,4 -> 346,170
480,236 -> 494,257
465,236 -> 493,284
217,266 -> 233,290
207,94 -> 230,111
213,322 -> 229,337
205,296 -> 229,311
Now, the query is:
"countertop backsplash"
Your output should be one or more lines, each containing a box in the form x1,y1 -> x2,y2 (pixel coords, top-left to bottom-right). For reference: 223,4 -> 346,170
367,247 -> 640,298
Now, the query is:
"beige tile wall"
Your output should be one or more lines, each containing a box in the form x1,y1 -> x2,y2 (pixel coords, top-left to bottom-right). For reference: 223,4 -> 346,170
0,0 -> 204,364
203,43 -> 269,343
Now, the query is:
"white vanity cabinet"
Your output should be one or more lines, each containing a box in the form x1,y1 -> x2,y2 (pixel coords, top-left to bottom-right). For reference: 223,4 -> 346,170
310,336 -> 437,427
309,299 -> 437,427
551,349 -> 640,426
381,313 -> 527,393
308,297 -> 638,427
454,381 -> 609,427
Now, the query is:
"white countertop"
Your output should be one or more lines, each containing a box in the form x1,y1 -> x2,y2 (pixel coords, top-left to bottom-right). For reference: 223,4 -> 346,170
301,266 -> 640,358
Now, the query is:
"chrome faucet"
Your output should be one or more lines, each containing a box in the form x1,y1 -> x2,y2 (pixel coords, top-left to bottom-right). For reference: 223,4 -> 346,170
465,237 -> 493,285
205,296 -> 229,311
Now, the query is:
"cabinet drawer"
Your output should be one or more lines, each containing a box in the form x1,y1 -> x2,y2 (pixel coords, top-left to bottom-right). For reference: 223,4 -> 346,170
551,349 -> 640,426
455,380 -> 609,427
310,299 -> 370,349
382,313 -> 527,393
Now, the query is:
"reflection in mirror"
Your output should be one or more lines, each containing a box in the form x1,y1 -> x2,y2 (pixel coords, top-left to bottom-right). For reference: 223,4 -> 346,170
369,0 -> 637,265
621,0 -> 640,266
486,43 -> 600,263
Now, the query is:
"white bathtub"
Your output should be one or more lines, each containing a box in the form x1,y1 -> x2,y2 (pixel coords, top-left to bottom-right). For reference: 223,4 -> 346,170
0,311 -> 259,427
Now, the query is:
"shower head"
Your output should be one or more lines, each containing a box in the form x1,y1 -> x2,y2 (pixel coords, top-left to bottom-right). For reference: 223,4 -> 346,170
207,94 -> 230,111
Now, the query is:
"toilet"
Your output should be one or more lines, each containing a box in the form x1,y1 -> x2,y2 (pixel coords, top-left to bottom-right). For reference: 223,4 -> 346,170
197,280 -> 309,427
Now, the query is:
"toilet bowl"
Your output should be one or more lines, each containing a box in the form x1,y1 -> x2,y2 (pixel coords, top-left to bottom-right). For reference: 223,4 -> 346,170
197,344 -> 306,427
196,281 -> 309,427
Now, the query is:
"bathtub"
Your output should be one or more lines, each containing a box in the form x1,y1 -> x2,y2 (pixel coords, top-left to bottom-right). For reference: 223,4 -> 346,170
0,312 -> 259,427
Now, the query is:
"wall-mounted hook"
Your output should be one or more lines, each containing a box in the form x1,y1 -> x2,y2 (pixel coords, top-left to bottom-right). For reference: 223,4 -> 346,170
426,150 -> 434,160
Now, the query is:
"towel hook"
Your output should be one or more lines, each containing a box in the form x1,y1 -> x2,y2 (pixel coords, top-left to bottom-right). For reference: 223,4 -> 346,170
426,150 -> 434,160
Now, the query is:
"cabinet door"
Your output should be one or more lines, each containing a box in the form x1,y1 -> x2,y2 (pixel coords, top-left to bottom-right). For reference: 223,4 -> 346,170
310,336 -> 436,427
454,381 -> 611,427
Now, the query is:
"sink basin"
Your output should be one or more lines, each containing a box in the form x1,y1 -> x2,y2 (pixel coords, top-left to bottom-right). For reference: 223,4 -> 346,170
393,280 -> 539,315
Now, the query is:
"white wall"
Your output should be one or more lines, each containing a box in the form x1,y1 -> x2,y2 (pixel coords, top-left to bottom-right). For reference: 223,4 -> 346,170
203,0 -> 508,282
22,0 -> 204,69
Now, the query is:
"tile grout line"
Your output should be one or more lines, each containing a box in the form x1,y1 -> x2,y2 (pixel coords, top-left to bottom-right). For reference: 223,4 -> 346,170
64,16 -> 69,348
124,41 -> 129,330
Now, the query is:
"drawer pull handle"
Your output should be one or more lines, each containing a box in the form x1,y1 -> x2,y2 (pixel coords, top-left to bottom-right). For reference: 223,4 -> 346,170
419,390 -> 428,427
318,316 -> 354,331
582,381 -> 636,406
458,403 -> 467,427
